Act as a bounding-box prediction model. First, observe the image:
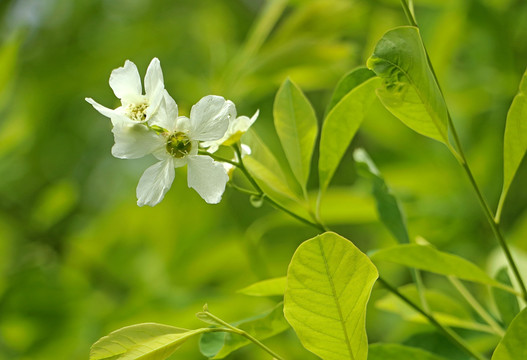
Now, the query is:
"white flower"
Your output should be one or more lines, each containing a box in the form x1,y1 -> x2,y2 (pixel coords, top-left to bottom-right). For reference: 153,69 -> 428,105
85,58 -> 165,125
112,92 -> 233,206
201,104 -> 259,153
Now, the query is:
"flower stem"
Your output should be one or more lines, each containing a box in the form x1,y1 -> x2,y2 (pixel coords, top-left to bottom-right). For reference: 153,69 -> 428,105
227,182 -> 261,197
231,144 -> 326,232
398,0 -> 527,302
377,278 -> 487,360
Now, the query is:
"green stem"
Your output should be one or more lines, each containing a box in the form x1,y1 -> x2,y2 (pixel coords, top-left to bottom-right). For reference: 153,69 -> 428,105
378,278 -> 487,360
398,0 -> 527,302
227,182 -> 261,197
448,277 -> 505,337
232,144 -> 326,232
203,313 -> 285,360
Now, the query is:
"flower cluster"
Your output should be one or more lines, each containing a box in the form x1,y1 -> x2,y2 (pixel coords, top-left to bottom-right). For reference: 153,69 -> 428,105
86,58 -> 257,206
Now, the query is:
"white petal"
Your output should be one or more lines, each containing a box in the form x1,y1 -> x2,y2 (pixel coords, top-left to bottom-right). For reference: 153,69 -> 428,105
145,89 -> 164,121
234,109 -> 259,133
149,90 -> 178,131
136,159 -> 175,207
111,122 -> 165,159
144,58 -> 164,98
109,60 -> 142,99
187,155 -> 229,204
175,116 -> 191,132
85,97 -> 115,118
86,97 -> 130,126
189,95 -> 232,141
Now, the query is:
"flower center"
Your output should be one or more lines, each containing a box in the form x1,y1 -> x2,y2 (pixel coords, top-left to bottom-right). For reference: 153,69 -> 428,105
126,102 -> 149,121
166,132 -> 192,158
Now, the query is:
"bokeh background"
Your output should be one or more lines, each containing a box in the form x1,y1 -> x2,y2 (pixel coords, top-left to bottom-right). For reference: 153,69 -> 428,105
0,0 -> 527,359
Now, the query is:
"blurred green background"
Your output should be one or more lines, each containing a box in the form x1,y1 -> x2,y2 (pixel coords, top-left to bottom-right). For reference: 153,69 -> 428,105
0,0 -> 526,359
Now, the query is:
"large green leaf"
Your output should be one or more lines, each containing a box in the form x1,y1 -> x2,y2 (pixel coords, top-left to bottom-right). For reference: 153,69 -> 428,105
497,67 -> 527,220
353,148 -> 409,244
318,75 -> 380,193
237,277 -> 286,297
90,323 -> 207,360
371,244 -> 514,292
492,268 -> 520,327
491,308 -> 527,360
369,343 -> 448,360
199,303 -> 289,359
367,26 -> 449,144
274,78 -> 318,190
284,232 -> 378,360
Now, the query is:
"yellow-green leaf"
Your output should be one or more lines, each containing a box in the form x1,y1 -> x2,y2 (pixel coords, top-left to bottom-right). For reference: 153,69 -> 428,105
325,67 -> 377,115
491,307 -> 527,360
242,128 -> 300,203
318,74 -> 380,194
497,67 -> 527,220
237,277 -> 286,297
367,26 -> 449,144
284,232 -> 378,360
274,78 -> 318,190
90,323 -> 207,360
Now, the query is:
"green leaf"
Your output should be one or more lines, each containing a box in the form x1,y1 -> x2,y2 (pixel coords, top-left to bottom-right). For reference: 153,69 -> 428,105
237,277 -> 286,297
491,307 -> 527,360
90,323 -> 207,360
497,67 -> 527,220
274,78 -> 318,190
371,244 -> 513,291
318,75 -> 380,193
325,67 -> 377,115
284,232 -> 378,360
369,343 -> 449,360
242,128 -> 300,202
367,26 -> 450,144
199,303 -> 289,359
492,268 -> 520,327
354,148 -> 409,244
199,332 -> 225,358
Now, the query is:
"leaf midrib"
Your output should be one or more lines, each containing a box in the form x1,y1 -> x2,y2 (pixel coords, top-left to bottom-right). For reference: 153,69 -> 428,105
317,238 -> 355,360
